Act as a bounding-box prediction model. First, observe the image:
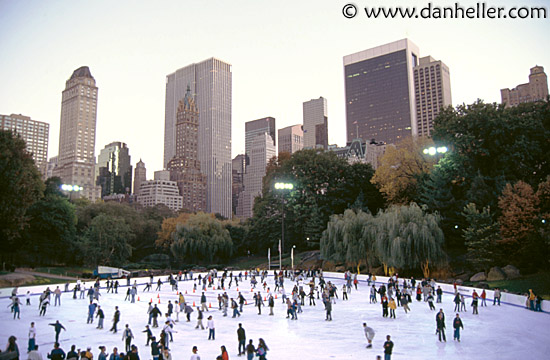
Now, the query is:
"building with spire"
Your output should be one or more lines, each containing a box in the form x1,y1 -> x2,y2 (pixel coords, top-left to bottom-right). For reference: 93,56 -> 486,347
53,66 -> 101,201
167,86 -> 207,213
133,159 -> 146,197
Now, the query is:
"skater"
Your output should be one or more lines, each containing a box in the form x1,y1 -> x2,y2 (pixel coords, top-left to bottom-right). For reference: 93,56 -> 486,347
48,342 -> 66,360
196,307 -> 205,330
363,322 -> 375,348
436,286 -> 443,303
472,295 -> 479,315
481,289 -> 487,306
325,297 -> 332,321
143,325 -> 153,346
150,304 -> 161,328
28,322 -> 37,353
389,297 -> 397,318
231,298 -> 240,318
207,316 -> 215,340
342,285 -> 348,300
237,323 -> 246,356
436,309 -> 446,342
381,295 -> 389,317
201,292 -> 209,312
122,325 -> 134,353
383,335 -> 394,360
256,339 -> 269,360
184,303 -> 194,322
87,301 -> 97,324
49,320 -> 66,343
245,340 -> 256,360
460,294 -> 466,312
427,293 -> 436,310
401,294 -> 410,313
54,287 -> 62,307
268,294 -> 274,315
219,345 -> 229,360
11,296 -> 21,319
454,292 -> 461,312
26,291 -> 31,306
190,346 -> 200,360
493,288 -> 501,306
39,297 -> 49,316
111,306 -> 121,333
453,313 -> 464,341
96,305 -> 105,329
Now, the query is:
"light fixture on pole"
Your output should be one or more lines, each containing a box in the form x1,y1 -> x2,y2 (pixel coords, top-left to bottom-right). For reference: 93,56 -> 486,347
274,182 -> 294,269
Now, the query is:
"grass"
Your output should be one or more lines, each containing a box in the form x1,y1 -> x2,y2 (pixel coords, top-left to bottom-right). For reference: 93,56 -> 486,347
484,271 -> 550,300
33,267 -> 93,277
26,276 -> 67,287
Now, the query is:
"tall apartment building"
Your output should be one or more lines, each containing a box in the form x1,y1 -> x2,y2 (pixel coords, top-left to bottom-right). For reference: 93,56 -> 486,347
501,66 -> 548,108
237,133 -> 276,218
95,141 -> 132,197
165,58 -> 232,218
278,124 -> 303,155
133,159 -> 146,197
53,66 -> 101,201
232,154 -> 246,216
413,56 -> 452,137
167,87 -> 207,213
1,113 -> 49,178
137,170 -> 183,212
344,39 -> 420,144
303,97 -> 328,149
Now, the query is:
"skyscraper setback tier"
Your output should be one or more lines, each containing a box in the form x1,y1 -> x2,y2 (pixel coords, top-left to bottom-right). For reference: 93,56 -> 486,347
165,58 -> 232,218
303,97 -> 328,149
53,66 -> 101,201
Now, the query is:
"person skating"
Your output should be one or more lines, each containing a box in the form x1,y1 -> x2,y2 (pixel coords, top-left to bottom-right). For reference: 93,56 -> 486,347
381,295 -> 389,317
245,340 -> 255,360
67,345 -> 78,360
108,347 -> 121,360
237,323 -> 246,356
142,325 -> 153,345
190,345 -> 200,360
150,337 -> 160,360
122,324 -> 134,353
401,294 -> 410,313
39,297 -> 50,316
389,297 -> 396,319
383,335 -> 394,360
453,292 -> 461,312
472,293 -> 479,315
11,296 -> 21,319
49,320 -> 66,343
436,309 -> 446,342
54,287 -> 62,307
87,301 -> 97,324
363,322 -> 375,349
28,345 -> 43,360
219,345 -> 229,360
481,289 -> 487,306
96,305 -> 105,329
436,286 -> 443,303
427,293 -> 436,310
325,297 -> 332,321
453,313 -> 464,341
256,339 -> 269,360
111,306 -> 120,333
28,322 -> 37,353
493,288 -> 501,306
196,307 -> 205,329
207,316 -> 215,340
150,304 -> 161,328
98,346 -> 108,360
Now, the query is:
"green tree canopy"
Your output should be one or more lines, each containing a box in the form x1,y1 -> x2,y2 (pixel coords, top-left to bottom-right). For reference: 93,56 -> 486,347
462,203 -> 499,271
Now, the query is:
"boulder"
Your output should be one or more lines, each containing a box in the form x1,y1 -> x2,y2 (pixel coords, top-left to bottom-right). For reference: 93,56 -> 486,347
470,272 -> 487,282
456,273 -> 471,282
487,267 -> 507,281
502,265 -> 521,279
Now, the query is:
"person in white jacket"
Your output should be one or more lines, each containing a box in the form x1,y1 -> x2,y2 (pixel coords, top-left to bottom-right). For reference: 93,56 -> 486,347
363,322 -> 375,348
207,316 -> 215,340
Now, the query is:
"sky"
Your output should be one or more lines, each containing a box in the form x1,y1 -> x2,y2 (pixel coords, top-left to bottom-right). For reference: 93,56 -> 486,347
0,0 -> 549,174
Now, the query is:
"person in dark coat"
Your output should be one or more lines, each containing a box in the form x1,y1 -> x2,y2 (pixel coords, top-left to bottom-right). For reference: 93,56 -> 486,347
111,307 -> 120,333
453,313 -> 464,341
49,321 -> 66,343
436,309 -> 446,342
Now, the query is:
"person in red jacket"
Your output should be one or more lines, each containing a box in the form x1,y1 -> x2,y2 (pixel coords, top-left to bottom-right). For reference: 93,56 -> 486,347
481,289 -> 487,307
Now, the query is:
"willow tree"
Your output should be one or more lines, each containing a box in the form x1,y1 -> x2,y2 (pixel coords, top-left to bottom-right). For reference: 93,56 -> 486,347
373,203 -> 446,277
170,212 -> 233,264
320,209 -> 377,269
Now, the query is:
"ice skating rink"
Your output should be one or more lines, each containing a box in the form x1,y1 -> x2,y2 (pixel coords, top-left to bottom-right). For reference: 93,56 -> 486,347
2,273 -> 549,360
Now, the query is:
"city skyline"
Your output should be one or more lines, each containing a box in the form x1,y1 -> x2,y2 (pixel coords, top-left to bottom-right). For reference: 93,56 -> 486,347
0,0 -> 548,174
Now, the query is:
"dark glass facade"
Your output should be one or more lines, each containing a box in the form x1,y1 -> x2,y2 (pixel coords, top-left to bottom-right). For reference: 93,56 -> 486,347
345,50 -> 412,144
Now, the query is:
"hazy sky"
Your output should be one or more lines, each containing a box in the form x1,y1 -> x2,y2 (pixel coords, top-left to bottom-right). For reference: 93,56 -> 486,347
1,0 -> 548,174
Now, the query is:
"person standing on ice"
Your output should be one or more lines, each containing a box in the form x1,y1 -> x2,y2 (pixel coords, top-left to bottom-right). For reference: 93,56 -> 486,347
363,322 -> 375,348
481,289 -> 487,307
453,293 -> 461,312
436,309 -> 446,342
370,285 -> 377,303
96,305 -> 105,329
39,296 -> 49,316
453,313 -> 464,341
383,335 -> 394,360
122,324 -> 134,352
87,301 -> 97,324
150,304 -> 161,328
388,297 -> 397,318
28,322 -> 37,352
54,287 -> 62,307
493,288 -> 501,306
207,316 -> 215,340
237,323 -> 246,356
111,306 -> 121,333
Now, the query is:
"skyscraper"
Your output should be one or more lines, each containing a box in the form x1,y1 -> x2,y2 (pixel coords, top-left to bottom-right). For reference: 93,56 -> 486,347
344,39 -> 420,144
278,124 -> 304,155
167,87 -> 207,213
53,66 -> 101,201
237,132 -> 276,218
413,56 -> 452,137
165,58 -> 232,218
245,117 -> 276,155
1,113 -> 49,178
501,66 -> 548,108
95,141 -> 132,198
232,154 -> 246,216
133,159 -> 146,197
303,97 -> 328,149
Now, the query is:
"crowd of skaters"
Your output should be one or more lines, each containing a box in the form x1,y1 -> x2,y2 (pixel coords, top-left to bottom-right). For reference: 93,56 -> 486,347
2,268 -> 547,360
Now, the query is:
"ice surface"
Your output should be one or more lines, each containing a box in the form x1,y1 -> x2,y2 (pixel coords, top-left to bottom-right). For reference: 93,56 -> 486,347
2,273 -> 549,360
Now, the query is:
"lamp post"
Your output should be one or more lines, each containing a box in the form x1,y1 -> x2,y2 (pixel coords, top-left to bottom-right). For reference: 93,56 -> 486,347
274,182 -> 293,270
423,146 -> 448,156
60,184 -> 83,201
291,245 -> 296,271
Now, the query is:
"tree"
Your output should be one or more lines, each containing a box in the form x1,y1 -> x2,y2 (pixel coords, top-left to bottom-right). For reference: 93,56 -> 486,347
372,136 -> 436,205
80,214 -> 134,266
462,203 -> 499,271
498,181 -> 539,244
372,203 -> 446,277
0,130 -> 44,255
22,195 -> 77,265
170,213 -> 233,264
156,213 -> 192,251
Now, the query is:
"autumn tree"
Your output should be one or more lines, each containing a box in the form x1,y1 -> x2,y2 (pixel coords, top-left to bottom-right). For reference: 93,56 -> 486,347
372,136 -> 436,205
498,181 -> 539,244
156,213 -> 192,251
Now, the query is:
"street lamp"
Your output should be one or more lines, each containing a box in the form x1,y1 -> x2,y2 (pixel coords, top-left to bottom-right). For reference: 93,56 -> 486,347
291,245 -> 296,271
423,146 -> 448,156
60,184 -> 83,201
274,182 -> 293,270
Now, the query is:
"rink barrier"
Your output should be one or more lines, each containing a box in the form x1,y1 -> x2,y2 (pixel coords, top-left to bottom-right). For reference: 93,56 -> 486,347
1,271 -> 548,314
